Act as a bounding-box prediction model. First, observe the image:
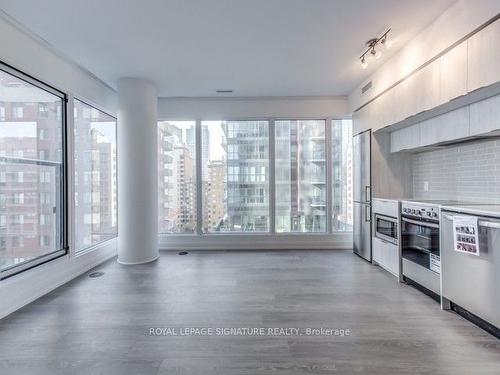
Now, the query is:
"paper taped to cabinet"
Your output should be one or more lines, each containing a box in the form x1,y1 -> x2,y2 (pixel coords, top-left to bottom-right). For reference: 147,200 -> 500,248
452,216 -> 480,256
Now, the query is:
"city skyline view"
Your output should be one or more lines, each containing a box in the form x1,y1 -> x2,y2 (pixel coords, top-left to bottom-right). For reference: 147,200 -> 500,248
157,119 -> 352,234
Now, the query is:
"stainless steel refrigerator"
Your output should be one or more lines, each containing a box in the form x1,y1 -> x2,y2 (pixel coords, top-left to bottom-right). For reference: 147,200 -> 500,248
353,130 -> 372,262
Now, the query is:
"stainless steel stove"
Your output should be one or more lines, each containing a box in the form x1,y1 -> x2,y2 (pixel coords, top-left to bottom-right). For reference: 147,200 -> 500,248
400,199 -> 484,297
401,200 -> 479,221
400,200 -> 455,297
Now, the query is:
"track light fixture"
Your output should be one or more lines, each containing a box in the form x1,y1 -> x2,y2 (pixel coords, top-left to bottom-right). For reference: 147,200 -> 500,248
359,29 -> 391,69
360,56 -> 368,69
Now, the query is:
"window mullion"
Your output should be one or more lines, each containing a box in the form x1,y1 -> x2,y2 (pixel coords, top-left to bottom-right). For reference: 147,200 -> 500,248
67,94 -> 76,256
269,120 -> 276,234
195,119 -> 203,235
326,117 -> 333,234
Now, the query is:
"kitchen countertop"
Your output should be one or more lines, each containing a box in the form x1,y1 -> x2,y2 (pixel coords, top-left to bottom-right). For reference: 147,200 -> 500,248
441,204 -> 500,218
372,198 -> 400,202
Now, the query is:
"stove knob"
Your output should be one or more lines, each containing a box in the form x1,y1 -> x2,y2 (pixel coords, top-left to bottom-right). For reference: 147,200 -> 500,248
426,211 -> 431,217
432,212 -> 438,218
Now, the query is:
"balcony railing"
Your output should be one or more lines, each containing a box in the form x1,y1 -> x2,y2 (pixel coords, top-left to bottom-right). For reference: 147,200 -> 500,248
0,155 -> 65,278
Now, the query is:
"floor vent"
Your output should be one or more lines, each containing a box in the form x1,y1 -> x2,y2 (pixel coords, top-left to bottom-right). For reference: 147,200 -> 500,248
178,251 -> 189,255
88,271 -> 104,278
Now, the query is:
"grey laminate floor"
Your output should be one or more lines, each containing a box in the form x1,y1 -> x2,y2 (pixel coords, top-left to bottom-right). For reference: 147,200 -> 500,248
0,250 -> 498,374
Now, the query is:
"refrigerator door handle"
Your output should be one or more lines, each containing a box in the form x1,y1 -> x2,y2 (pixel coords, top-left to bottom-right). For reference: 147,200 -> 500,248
365,186 -> 371,203
365,205 -> 371,223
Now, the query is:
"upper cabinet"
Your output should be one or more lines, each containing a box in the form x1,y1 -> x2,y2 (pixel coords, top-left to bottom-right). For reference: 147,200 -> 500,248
413,60 -> 441,114
469,94 -> 500,136
390,106 -> 470,153
355,18 -> 500,151
468,20 -> 500,92
420,106 -> 470,147
352,105 -> 369,135
440,41 -> 468,103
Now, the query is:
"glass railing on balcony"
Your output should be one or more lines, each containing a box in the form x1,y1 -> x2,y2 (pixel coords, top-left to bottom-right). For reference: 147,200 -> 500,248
0,156 -> 65,277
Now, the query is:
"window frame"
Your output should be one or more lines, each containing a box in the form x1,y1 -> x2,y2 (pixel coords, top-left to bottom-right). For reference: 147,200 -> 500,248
200,119 -> 271,234
160,116 -> 352,237
273,118 -> 328,233
72,97 -> 118,254
0,61 -> 68,280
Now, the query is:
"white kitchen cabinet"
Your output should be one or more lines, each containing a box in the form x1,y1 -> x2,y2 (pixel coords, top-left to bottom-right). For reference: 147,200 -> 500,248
372,237 -> 399,277
353,105 -> 370,135
390,123 -> 421,152
354,98 -> 383,134
372,89 -> 392,131
469,94 -> 500,135
377,88 -> 397,129
440,41 -> 468,104
420,106 -> 470,147
391,106 -> 470,152
468,20 -> 500,92
392,75 -> 414,124
417,59 -> 441,112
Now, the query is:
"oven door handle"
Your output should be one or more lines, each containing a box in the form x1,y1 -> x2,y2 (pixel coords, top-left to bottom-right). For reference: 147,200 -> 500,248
401,217 -> 439,229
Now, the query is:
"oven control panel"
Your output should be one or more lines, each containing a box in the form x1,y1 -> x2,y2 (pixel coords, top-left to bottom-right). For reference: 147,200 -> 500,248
401,203 -> 439,219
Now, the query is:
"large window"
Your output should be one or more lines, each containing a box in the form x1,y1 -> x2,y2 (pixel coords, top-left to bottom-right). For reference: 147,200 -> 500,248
0,67 -> 65,275
158,121 -> 197,233
202,121 -> 270,233
74,99 -> 117,252
158,118 -> 352,236
332,119 -> 353,231
275,120 -> 326,232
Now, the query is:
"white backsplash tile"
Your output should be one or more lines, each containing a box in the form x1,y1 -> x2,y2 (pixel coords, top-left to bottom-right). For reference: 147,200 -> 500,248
412,138 -> 500,203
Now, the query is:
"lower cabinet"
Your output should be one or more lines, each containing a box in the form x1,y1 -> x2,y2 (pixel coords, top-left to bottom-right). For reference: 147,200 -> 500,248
372,237 -> 399,277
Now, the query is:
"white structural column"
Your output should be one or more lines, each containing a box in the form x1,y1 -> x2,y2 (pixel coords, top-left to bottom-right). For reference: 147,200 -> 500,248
117,78 -> 159,264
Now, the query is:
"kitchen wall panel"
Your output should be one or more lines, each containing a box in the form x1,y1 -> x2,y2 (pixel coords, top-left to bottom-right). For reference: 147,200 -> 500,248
412,139 -> 500,203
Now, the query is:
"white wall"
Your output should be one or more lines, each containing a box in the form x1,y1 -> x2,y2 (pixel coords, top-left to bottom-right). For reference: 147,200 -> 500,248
0,12 -> 116,114
349,0 -> 500,111
160,233 -> 352,251
158,96 -> 348,120
0,14 -> 118,319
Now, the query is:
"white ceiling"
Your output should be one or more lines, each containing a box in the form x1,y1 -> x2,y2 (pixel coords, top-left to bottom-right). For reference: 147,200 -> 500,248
0,0 -> 455,98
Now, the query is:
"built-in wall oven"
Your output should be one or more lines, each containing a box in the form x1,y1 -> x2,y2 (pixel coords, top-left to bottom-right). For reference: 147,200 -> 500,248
400,201 -> 441,297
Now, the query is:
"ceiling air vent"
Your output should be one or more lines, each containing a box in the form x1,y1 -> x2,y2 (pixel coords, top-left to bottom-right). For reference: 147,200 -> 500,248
216,89 -> 233,94
361,81 -> 372,94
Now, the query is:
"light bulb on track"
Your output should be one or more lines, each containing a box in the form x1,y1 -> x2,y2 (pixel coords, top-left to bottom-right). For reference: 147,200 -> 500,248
360,56 -> 368,69
381,35 -> 393,49
371,47 -> 382,59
